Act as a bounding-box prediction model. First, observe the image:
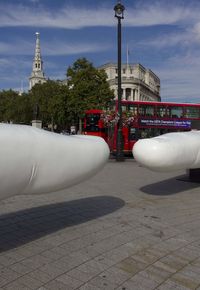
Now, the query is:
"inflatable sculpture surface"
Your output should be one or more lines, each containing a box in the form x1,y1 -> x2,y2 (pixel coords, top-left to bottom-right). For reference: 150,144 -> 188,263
133,131 -> 200,172
0,124 -> 109,200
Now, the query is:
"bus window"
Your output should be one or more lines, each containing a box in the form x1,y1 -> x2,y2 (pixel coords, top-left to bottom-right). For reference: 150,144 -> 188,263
129,104 -> 138,116
138,105 -> 154,116
86,114 -> 100,123
169,106 -> 183,118
154,128 -> 161,136
157,106 -> 166,117
122,105 -> 127,112
129,127 -> 137,140
165,107 -> 170,117
145,105 -> 154,116
138,105 -> 145,116
138,128 -> 155,139
140,129 -> 148,138
185,107 -> 200,118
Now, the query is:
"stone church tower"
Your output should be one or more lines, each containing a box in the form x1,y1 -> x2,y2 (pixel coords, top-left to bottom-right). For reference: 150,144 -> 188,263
29,32 -> 46,90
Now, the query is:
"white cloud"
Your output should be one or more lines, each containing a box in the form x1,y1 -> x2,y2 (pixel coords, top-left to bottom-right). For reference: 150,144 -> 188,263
0,5 -> 114,29
137,23 -> 200,49
0,57 -> 30,90
126,2 -> 198,27
0,41 -> 33,55
0,40 -> 111,56
138,33 -> 191,48
43,42 -> 111,56
0,57 -> 30,70
0,2 -> 199,29
154,52 -> 200,102
191,22 -> 200,42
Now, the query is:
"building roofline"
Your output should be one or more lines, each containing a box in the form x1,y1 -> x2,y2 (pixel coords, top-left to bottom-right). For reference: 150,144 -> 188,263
99,62 -> 136,69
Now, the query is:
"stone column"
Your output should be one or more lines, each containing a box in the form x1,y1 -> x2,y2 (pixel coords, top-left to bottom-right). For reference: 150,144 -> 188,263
122,89 -> 126,100
131,89 -> 134,101
138,86 -> 141,101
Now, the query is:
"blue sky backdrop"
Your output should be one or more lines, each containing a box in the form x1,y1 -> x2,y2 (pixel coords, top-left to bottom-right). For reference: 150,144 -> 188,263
0,0 -> 200,102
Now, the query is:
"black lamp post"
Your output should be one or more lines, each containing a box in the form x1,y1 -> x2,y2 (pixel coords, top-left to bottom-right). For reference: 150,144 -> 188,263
114,1 -> 125,161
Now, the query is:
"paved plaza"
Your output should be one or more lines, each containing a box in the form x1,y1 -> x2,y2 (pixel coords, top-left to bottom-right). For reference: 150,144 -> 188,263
1,160 -> 200,289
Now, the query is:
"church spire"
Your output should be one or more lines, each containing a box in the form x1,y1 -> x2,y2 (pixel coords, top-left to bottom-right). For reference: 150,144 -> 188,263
33,32 -> 43,72
29,32 -> 46,90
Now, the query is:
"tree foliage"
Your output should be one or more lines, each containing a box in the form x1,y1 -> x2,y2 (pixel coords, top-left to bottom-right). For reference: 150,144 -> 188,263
0,90 -> 32,124
66,58 -> 114,119
29,80 -> 70,129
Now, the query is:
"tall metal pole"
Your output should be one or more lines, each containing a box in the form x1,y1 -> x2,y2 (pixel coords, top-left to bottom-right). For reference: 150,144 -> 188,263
114,2 -> 125,161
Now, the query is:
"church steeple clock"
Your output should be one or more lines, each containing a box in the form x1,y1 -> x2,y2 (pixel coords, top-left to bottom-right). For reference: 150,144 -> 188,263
29,32 -> 46,90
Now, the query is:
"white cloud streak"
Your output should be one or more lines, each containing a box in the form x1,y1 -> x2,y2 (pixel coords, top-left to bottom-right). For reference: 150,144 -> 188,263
138,32 -> 192,48
125,3 -> 198,27
0,2 -> 199,29
44,42 -> 111,56
0,57 -> 30,70
155,52 -> 200,102
0,40 -> 111,56
137,22 -> 200,49
0,5 -> 114,29
0,57 -> 30,90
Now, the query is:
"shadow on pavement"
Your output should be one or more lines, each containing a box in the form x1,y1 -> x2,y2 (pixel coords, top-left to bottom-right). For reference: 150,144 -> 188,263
0,196 -> 124,252
141,175 -> 200,195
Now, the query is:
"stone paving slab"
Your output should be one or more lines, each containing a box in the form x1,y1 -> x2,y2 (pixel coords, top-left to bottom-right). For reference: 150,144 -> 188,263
0,160 -> 200,289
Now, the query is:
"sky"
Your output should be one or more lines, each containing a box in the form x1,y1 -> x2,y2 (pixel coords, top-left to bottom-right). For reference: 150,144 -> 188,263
0,0 -> 200,103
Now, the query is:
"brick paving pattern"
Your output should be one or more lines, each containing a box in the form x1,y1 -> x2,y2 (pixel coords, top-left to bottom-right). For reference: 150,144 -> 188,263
0,160 -> 200,289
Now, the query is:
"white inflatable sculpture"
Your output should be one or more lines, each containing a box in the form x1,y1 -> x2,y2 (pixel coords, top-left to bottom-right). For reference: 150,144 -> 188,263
0,124 -> 109,200
133,131 -> 200,172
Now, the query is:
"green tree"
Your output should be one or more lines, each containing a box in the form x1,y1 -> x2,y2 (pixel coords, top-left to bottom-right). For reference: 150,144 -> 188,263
29,80 -> 70,130
14,92 -> 32,124
66,58 -> 114,129
0,90 -> 32,124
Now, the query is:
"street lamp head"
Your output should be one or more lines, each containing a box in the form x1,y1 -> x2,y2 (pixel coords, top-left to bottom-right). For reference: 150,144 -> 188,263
114,1 -> 125,19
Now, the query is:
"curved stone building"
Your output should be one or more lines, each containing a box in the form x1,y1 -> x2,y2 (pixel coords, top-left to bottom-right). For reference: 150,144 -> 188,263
99,63 -> 161,102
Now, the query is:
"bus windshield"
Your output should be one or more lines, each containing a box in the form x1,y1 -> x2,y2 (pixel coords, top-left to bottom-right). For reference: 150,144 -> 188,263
85,113 -> 100,132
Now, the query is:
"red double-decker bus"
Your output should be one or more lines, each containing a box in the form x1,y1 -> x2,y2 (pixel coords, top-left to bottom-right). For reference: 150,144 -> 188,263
83,101 -> 200,155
